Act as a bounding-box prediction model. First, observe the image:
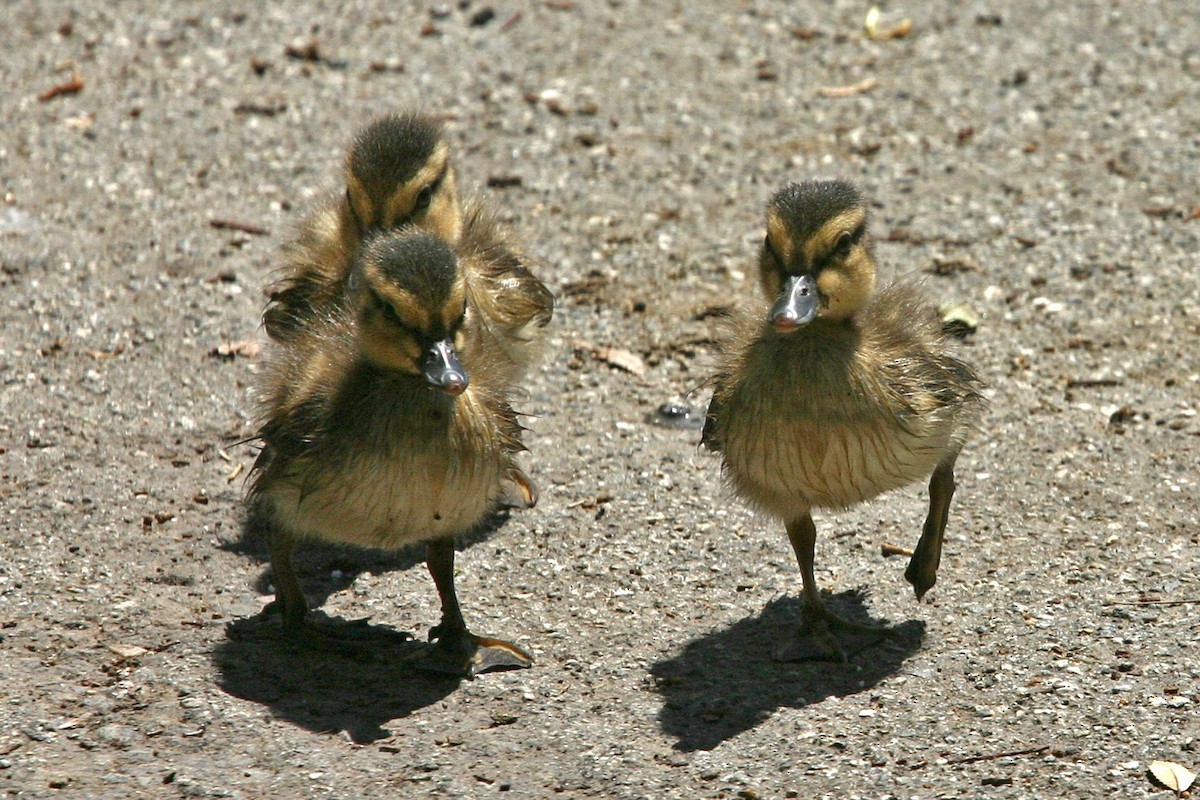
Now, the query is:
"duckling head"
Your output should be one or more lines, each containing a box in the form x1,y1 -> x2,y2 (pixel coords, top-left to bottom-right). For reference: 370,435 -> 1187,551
344,113 -> 463,243
760,180 -> 876,332
351,232 -> 470,395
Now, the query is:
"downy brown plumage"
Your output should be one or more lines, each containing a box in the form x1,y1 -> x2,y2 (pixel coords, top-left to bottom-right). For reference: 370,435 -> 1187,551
703,180 -> 985,658
249,231 -> 534,676
262,112 -> 552,507
262,112 -> 553,377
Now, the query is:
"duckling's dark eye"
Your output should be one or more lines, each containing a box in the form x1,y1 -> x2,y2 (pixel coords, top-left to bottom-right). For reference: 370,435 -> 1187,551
372,292 -> 406,328
834,231 -> 853,255
413,185 -> 434,212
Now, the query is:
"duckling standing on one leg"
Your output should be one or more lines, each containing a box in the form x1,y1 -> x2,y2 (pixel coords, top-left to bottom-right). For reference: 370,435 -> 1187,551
249,231 -> 535,676
262,112 -> 553,506
702,180 -> 985,660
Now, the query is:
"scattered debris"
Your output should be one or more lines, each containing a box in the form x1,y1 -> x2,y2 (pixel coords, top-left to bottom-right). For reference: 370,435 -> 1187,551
942,745 -> 1049,766
926,258 -> 977,276
1107,405 -> 1137,428
1143,205 -> 1176,218
881,543 -> 914,557
939,303 -> 979,338
233,101 -> 287,117
1148,760 -> 1195,795
38,73 -> 84,102
1065,377 -> 1123,389
885,229 -> 973,247
210,339 -> 261,360
818,78 -> 878,98
864,7 -> 913,40
571,339 -> 646,376
469,7 -> 495,27
284,38 -> 321,62
108,643 -> 149,660
210,218 -> 269,236
649,402 -> 705,430
486,175 -> 523,189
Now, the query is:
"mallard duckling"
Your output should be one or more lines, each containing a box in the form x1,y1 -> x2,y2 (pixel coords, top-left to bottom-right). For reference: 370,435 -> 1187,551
702,180 -> 985,659
262,112 -> 553,375
262,112 -> 553,505
262,112 -> 463,342
248,231 -> 534,676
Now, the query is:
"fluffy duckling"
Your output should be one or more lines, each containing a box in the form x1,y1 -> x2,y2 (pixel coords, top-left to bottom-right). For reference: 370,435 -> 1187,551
262,112 -> 553,377
262,112 -> 552,506
262,112 -> 462,341
248,230 -> 534,676
702,180 -> 985,659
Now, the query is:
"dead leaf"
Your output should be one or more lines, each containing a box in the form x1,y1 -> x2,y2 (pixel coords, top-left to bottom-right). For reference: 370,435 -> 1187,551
818,78 -> 878,98
1149,761 -> 1195,794
108,643 -> 148,659
571,340 -> 646,376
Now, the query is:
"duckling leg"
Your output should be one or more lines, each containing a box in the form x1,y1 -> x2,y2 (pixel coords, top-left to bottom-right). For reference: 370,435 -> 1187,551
266,527 -> 308,630
264,528 -> 410,654
905,456 -> 957,600
419,538 -> 533,677
783,513 -> 887,662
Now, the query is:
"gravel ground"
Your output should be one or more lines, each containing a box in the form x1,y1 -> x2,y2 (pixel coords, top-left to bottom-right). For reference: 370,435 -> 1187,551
2,1 -> 1199,798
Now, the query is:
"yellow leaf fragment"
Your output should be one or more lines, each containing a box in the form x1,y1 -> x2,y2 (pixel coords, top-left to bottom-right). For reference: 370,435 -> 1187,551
1149,760 -> 1196,793
865,6 -> 881,38
865,6 -> 913,40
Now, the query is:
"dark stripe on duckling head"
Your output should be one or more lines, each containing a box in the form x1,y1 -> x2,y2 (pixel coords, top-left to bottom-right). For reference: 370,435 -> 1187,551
360,232 -> 462,337
349,113 -> 444,196
768,180 -> 866,244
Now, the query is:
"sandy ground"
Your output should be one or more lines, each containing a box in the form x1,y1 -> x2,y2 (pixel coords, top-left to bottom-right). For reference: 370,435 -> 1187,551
2,1 -> 1199,797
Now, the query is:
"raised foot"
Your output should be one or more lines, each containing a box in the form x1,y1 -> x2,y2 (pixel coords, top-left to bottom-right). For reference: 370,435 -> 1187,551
415,627 -> 534,678
775,603 -> 891,663
499,467 -> 539,510
905,538 -> 941,600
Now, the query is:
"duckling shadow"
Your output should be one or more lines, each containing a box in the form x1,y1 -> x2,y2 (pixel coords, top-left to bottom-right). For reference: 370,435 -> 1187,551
213,615 -> 459,743
650,591 -> 925,752
223,507 -> 515,610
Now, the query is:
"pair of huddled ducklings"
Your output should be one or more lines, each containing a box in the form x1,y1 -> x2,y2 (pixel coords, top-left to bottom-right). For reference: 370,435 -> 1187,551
247,112 -> 984,672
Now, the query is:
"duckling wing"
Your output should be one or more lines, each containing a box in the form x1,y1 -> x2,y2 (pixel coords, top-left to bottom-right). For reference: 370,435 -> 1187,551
862,281 -> 986,427
460,203 -> 554,340
261,204 -> 352,342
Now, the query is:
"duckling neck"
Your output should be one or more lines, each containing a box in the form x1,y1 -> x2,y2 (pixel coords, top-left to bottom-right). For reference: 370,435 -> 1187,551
338,359 -> 459,439
751,316 -> 864,397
